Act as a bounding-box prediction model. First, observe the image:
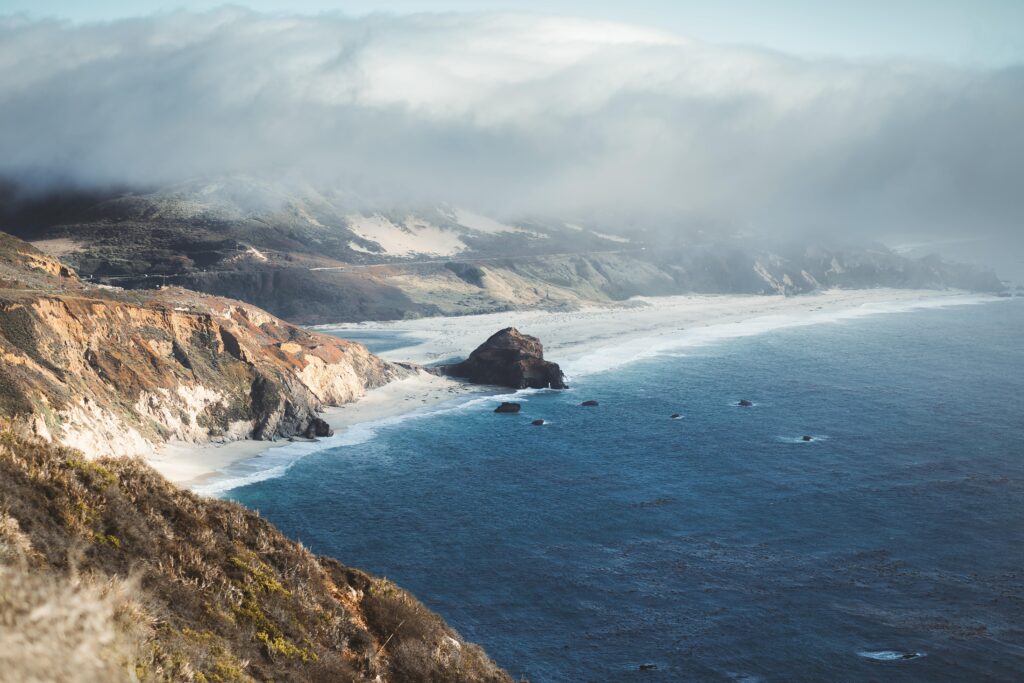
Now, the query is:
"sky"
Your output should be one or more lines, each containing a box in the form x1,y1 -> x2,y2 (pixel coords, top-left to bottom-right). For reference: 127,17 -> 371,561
3,0 -> 1023,66
0,1 -> 1021,248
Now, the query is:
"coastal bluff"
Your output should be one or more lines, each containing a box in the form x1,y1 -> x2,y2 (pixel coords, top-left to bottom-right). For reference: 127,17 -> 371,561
441,327 -> 567,390
0,231 -> 409,457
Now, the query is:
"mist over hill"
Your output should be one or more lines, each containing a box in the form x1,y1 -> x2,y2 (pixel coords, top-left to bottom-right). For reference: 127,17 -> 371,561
0,8 -> 1021,253
0,176 -> 1004,324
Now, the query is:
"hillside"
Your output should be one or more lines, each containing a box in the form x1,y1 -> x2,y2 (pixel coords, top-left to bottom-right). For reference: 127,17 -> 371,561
0,231 -> 408,456
0,427 -> 512,682
2,179 -> 1004,324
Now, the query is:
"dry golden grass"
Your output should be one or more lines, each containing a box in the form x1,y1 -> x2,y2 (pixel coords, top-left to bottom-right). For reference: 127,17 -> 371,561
0,425 -> 513,683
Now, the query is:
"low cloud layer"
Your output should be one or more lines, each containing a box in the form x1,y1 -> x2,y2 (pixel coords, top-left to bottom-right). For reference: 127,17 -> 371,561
0,8 -> 1021,241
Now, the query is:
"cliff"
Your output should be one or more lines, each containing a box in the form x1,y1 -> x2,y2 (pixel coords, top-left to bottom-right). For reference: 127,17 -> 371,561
0,232 -> 408,456
442,327 -> 567,390
0,427 -> 512,682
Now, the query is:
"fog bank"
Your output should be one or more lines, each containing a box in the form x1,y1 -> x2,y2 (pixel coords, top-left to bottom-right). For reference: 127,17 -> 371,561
0,8 -> 1021,243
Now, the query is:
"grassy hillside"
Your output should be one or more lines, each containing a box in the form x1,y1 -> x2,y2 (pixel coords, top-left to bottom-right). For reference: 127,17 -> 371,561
0,426 -> 513,682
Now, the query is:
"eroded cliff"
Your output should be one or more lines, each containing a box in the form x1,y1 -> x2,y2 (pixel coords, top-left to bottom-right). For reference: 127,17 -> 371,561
0,232 -> 407,456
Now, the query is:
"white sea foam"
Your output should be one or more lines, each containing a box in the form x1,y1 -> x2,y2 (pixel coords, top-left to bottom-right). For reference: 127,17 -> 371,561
775,435 -> 829,444
857,650 -> 926,661
559,293 -> 1000,380
194,388 -> 545,495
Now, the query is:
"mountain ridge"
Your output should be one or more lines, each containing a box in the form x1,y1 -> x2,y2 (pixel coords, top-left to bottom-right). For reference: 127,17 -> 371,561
2,179 -> 1004,325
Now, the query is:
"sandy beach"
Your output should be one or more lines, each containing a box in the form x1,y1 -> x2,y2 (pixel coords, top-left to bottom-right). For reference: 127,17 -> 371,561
153,288 -> 993,491
148,370 -> 477,489
323,289 -> 991,369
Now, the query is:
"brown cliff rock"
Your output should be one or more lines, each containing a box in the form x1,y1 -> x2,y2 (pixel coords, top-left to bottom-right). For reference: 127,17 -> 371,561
442,327 -> 567,390
0,232 -> 408,456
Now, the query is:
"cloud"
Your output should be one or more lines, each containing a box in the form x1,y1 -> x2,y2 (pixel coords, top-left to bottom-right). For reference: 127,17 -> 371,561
0,8 -> 1021,240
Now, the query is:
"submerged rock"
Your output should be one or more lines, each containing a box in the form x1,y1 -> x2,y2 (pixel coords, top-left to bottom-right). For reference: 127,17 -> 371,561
639,663 -> 658,671
670,413 -> 682,419
442,327 -> 567,390
738,399 -> 753,407
581,400 -> 599,406
494,402 -> 521,414
532,419 -> 545,426
802,435 -> 813,442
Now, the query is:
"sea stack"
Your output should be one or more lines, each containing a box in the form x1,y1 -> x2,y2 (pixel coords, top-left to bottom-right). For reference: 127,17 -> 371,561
442,327 -> 567,390
304,417 -> 334,439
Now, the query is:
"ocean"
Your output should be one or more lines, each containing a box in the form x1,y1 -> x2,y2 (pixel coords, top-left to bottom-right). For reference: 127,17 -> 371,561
225,296 -> 1024,682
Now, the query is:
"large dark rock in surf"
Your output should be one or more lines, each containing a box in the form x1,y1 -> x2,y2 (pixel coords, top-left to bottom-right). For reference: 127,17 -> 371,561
532,419 -> 545,426
802,435 -> 813,442
304,417 -> 334,439
494,402 -> 521,414
443,327 -> 567,390
738,399 -> 753,407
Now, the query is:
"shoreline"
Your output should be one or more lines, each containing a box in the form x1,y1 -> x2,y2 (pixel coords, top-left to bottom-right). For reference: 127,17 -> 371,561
152,289 -> 1001,493
148,371 -> 482,490
324,289 -> 999,372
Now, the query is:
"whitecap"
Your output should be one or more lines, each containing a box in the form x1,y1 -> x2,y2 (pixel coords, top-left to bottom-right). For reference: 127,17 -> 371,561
776,435 -> 829,444
857,650 -> 926,661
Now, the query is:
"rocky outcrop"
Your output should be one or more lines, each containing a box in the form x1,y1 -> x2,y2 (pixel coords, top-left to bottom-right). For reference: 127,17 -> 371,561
494,402 -> 521,414
443,328 -> 567,390
0,232 -> 408,456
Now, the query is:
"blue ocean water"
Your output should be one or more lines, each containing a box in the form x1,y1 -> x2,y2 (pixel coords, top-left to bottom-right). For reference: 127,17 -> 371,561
229,298 -> 1024,682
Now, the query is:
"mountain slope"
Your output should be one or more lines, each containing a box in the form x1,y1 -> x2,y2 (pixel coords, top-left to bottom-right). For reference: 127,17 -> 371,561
3,179 -> 1005,324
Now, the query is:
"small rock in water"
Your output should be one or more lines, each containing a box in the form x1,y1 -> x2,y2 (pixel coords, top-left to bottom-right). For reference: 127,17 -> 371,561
670,413 -> 682,419
802,435 -> 813,442
532,419 -> 545,426
638,663 -> 658,671
581,400 -> 599,407
494,402 -> 521,413
738,399 -> 753,407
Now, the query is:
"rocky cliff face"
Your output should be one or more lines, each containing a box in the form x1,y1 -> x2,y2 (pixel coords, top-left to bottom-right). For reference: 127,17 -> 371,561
442,327 -> 567,390
0,232 -> 407,456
